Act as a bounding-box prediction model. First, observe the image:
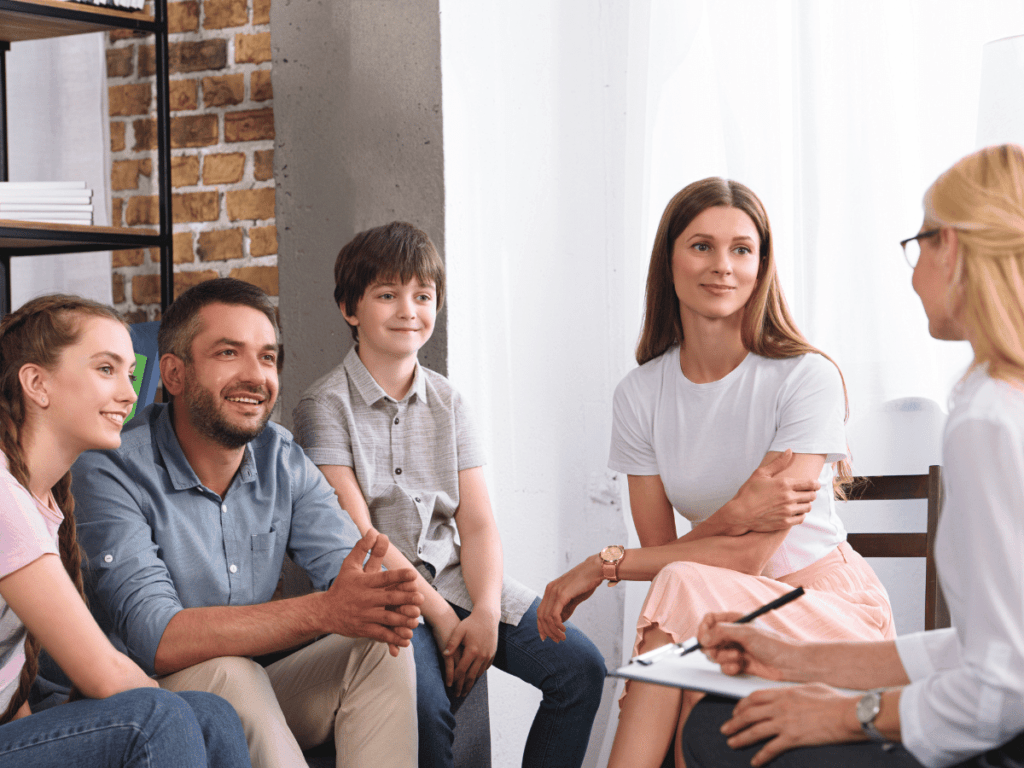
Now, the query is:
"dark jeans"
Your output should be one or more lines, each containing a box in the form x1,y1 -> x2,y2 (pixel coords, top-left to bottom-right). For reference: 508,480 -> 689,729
413,597 -> 606,768
0,687 -> 250,767
684,695 -> 1024,768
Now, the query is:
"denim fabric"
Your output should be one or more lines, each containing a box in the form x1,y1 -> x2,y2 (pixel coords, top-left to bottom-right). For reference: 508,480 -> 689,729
0,687 -> 250,767
414,597 -> 605,768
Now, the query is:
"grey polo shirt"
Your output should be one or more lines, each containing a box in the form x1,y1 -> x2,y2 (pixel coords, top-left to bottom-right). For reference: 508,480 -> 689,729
293,348 -> 535,625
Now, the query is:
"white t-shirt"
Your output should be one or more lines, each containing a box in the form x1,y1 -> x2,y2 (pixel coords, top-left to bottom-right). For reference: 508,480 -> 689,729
608,348 -> 848,579
896,366 -> 1024,767
0,456 -> 62,714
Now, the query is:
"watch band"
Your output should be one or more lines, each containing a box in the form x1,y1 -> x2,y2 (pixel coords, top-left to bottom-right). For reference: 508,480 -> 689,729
600,545 -> 625,585
857,689 -> 886,742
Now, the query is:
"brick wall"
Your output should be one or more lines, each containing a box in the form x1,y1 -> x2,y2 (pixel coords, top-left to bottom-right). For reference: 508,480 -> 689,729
107,0 -> 277,323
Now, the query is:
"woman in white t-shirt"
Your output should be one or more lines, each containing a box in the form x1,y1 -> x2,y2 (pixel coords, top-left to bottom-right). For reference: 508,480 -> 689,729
683,144 -> 1024,768
536,178 -> 893,767
0,295 -> 249,767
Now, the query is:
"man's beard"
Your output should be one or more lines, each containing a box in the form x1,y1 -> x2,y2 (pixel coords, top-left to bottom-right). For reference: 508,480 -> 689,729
182,375 -> 272,450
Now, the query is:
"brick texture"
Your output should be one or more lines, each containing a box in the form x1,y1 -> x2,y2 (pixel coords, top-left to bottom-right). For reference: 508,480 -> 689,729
234,32 -> 270,64
198,228 -> 244,261
109,83 -> 151,116
170,79 -> 199,111
173,191 -> 219,222
253,149 -> 273,181
203,74 -> 245,107
204,0 -> 247,29
172,155 -> 201,187
225,109 -> 274,142
109,0 -> 277,322
107,48 -> 133,78
249,225 -> 276,256
250,70 -> 272,101
203,153 -> 245,185
230,265 -> 278,295
226,188 -> 274,221
168,1 -> 200,33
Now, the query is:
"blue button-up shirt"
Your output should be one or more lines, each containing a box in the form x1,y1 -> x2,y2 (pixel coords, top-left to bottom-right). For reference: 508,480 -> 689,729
72,403 -> 360,674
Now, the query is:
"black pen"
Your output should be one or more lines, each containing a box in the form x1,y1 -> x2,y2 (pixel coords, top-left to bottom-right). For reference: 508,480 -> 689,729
633,586 -> 805,665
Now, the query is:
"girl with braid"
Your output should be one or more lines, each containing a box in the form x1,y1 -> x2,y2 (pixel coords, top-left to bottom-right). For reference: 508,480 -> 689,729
0,294 -> 250,766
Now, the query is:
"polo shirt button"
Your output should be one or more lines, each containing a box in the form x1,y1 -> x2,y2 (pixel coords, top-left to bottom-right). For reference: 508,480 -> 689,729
221,504 -> 227,514
418,547 -> 423,555
415,497 -> 421,503
394,417 -> 400,425
104,554 -> 113,563
395,468 -> 402,475
229,564 -> 238,574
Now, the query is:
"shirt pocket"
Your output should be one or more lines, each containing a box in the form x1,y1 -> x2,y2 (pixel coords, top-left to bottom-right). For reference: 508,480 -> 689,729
250,530 -> 278,596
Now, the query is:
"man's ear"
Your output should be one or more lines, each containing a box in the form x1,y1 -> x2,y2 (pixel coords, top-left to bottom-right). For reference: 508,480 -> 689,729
160,354 -> 186,398
19,363 -> 50,409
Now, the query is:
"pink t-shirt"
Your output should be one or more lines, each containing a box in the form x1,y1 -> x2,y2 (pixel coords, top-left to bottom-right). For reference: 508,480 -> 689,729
0,455 -> 62,714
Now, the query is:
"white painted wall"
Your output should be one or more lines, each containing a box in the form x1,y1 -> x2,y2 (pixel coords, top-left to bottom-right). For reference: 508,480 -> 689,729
439,3 -> 638,764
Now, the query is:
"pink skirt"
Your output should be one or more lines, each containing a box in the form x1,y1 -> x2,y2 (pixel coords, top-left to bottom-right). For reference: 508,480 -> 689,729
624,542 -> 894,700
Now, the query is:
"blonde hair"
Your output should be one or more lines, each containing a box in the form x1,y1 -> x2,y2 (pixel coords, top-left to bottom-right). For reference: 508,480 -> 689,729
0,294 -> 127,724
925,144 -> 1024,383
637,177 -> 852,483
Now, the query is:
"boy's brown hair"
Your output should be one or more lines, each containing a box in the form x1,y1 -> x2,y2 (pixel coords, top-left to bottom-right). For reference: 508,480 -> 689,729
333,221 -> 446,342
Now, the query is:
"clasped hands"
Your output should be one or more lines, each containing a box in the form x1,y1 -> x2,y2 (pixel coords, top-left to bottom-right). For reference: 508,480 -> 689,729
697,612 -> 864,767
324,528 -> 424,656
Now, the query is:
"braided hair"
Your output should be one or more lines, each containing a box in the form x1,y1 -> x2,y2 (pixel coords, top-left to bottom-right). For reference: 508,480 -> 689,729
0,294 -> 127,724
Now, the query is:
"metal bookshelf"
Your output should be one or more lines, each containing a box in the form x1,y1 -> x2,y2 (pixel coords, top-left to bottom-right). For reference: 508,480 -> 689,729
0,0 -> 172,313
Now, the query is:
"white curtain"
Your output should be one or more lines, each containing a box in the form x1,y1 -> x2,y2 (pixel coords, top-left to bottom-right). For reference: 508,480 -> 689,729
7,33 -> 113,309
630,0 -> 1024,423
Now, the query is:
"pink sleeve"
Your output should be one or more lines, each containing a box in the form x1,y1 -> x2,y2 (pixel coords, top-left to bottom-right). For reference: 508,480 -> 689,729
0,474 -> 60,579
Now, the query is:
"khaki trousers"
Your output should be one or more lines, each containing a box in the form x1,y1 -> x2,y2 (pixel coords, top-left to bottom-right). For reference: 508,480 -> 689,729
158,635 -> 417,768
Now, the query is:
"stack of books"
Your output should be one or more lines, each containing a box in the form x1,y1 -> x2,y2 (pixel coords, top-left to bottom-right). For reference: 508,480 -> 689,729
0,182 -> 94,226
67,0 -> 146,9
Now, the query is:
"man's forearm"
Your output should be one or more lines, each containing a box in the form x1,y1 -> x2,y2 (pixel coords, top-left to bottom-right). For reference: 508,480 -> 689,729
797,639 -> 910,690
154,592 -> 329,675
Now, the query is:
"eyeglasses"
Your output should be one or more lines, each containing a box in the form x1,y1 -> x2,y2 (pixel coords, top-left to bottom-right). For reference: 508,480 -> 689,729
900,229 -> 939,269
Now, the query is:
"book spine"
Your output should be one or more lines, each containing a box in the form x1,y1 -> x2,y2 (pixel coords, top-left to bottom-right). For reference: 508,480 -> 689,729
0,203 -> 94,212
0,181 -> 88,190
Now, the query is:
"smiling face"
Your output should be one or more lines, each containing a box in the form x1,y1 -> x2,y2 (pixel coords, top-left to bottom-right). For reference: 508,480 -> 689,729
43,315 -> 137,454
177,302 -> 279,449
343,278 -> 437,364
671,205 -> 761,328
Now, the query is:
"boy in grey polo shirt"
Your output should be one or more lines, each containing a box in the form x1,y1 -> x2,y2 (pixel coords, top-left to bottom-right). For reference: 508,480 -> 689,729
293,221 -> 606,768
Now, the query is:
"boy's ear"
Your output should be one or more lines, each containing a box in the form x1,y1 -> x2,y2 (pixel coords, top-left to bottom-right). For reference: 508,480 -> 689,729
339,302 -> 359,328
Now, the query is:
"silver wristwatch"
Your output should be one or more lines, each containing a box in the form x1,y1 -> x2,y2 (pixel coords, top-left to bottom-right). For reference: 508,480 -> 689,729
856,689 -> 885,741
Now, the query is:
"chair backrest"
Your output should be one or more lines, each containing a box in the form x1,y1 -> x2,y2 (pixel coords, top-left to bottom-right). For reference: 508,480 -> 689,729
128,321 -> 161,421
838,465 -> 949,630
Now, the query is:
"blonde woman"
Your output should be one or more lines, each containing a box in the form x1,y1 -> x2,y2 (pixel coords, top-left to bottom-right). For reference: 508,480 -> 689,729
537,178 -> 894,767
0,295 -> 249,767
687,144 -> 1024,768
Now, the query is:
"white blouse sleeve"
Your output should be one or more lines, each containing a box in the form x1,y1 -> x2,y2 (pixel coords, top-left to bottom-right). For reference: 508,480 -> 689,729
898,416 -> 1024,768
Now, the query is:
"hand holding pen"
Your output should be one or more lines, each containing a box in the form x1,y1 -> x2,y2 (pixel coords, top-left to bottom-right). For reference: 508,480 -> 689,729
632,587 -> 806,667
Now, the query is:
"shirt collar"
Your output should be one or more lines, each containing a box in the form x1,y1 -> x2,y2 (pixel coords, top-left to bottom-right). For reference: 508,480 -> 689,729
343,347 -> 425,406
152,402 -> 258,492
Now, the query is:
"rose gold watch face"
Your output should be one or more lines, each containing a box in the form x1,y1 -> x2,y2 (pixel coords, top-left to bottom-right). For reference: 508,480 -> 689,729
601,545 -> 625,563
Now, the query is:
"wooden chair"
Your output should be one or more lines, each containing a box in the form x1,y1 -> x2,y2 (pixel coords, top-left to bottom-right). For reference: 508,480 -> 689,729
839,465 -> 950,630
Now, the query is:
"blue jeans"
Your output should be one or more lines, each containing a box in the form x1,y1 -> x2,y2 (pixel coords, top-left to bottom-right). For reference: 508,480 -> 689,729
413,597 -> 606,768
0,687 -> 250,767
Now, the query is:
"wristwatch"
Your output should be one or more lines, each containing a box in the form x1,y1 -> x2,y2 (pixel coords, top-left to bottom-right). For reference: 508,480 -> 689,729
856,689 -> 886,742
600,545 -> 625,585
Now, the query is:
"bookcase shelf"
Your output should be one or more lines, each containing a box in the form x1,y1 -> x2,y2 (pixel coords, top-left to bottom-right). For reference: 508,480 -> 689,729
0,0 -> 172,312
0,0 -> 157,42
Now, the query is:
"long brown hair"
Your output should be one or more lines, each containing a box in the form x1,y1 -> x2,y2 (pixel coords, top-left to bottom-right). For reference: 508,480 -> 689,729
636,178 -> 852,482
0,294 -> 127,724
